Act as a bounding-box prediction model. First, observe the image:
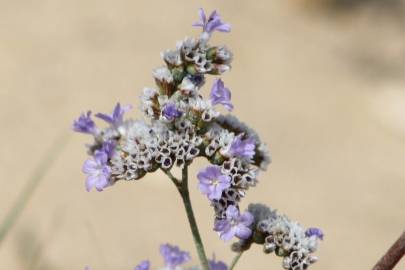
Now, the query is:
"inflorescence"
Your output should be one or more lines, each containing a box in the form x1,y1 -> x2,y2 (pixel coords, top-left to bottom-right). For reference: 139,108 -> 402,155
74,8 -> 322,270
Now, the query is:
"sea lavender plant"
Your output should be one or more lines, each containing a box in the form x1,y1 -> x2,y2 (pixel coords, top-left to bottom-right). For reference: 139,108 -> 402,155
74,8 -> 323,270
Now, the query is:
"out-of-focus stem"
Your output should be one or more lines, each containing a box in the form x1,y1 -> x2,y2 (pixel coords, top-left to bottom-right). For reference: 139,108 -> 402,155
229,252 -> 243,270
372,231 -> 405,270
0,133 -> 69,246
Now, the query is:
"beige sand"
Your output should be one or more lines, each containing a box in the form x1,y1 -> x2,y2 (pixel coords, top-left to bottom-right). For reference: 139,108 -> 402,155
0,1 -> 404,269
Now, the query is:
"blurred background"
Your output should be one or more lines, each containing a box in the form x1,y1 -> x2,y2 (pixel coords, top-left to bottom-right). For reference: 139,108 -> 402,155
1,0 -> 404,269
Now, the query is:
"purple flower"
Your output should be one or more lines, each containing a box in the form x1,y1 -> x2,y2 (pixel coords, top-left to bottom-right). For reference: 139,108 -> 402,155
101,140 -> 116,158
228,135 -> 255,161
210,79 -> 233,111
197,166 -> 231,200
73,111 -> 97,134
214,205 -> 254,241
160,243 -> 191,269
82,151 -> 111,192
305,227 -> 324,240
134,260 -> 150,270
209,257 -> 228,270
193,8 -> 231,34
162,103 -> 182,121
95,102 -> 132,127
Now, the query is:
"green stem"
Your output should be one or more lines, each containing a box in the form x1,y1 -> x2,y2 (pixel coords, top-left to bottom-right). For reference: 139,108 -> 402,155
164,167 -> 210,270
229,252 -> 243,270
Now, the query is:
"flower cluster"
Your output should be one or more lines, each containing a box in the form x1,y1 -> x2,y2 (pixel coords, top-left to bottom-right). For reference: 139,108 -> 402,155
73,9 -> 270,227
74,8 -> 322,270
231,204 -> 323,270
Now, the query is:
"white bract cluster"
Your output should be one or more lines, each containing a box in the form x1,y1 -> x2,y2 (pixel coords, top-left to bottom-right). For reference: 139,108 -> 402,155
232,204 -> 323,270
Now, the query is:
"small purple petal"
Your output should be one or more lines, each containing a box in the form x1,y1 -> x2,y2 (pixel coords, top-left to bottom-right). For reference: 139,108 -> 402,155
134,260 -> 150,270
210,79 -> 233,111
228,135 -> 256,161
101,140 -> 116,158
214,205 -> 253,242
220,226 -> 236,241
162,103 -> 182,121
235,224 -> 252,240
193,8 -> 231,34
160,243 -> 191,268
239,211 -> 254,227
82,151 -> 111,192
73,111 -> 97,135
197,166 -> 231,200
209,258 -> 228,270
96,102 -> 132,127
225,205 -> 240,220
305,227 -> 324,240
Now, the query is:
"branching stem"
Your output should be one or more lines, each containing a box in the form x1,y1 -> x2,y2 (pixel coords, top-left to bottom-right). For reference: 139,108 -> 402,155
229,252 -> 243,270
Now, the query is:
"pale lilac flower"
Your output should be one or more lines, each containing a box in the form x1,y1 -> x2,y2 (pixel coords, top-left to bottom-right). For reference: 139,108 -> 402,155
134,260 -> 150,270
160,243 -> 191,269
197,166 -> 231,200
305,227 -> 324,240
73,111 -> 97,134
210,79 -> 233,111
162,103 -> 182,121
228,135 -> 255,161
209,257 -> 228,270
214,205 -> 254,241
82,151 -> 111,192
193,8 -> 231,34
96,102 -> 132,127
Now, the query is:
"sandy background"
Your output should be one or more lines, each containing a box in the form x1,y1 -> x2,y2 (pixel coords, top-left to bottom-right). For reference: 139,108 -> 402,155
1,1 -> 405,269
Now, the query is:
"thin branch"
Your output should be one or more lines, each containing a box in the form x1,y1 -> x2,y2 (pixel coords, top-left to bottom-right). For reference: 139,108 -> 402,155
161,169 -> 181,187
165,166 -> 210,270
229,252 -> 243,270
372,231 -> 405,270
179,166 -> 210,270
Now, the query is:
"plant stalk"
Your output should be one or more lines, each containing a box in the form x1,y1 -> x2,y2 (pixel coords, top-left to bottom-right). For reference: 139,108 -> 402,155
229,252 -> 243,270
164,167 -> 210,270
179,166 -> 210,270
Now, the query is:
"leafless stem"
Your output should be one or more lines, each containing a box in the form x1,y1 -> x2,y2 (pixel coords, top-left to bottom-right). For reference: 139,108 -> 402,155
372,231 -> 405,270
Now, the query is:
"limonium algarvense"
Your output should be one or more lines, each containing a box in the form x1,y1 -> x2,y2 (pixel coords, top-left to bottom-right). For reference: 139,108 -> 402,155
74,8 -> 323,270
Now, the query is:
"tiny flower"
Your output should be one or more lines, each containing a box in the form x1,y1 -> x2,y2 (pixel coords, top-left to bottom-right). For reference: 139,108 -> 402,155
101,140 -> 116,158
209,256 -> 228,270
73,111 -> 97,134
160,243 -> 191,269
134,260 -> 150,270
227,135 -> 255,161
209,79 -> 233,111
95,102 -> 132,127
214,205 -> 254,241
305,227 -> 324,240
193,8 -> 231,34
162,103 -> 182,121
197,166 -> 231,200
82,151 -> 111,192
